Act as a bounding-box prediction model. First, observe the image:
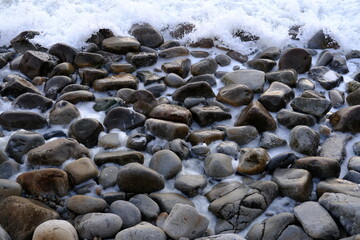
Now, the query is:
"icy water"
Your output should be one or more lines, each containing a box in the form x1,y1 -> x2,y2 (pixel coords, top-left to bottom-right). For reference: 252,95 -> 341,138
1,0 -> 360,238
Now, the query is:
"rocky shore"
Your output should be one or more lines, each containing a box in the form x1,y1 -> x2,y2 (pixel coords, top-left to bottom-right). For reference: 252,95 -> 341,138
0,23 -> 360,240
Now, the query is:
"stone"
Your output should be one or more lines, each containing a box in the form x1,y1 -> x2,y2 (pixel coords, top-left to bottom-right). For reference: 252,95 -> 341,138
276,109 -> 316,129
94,150 -> 144,166
33,220 -> 78,240
56,90 -> 95,104
164,73 -> 186,88
136,70 -> 163,85
246,213 -> 296,240
0,179 -> 22,202
234,101 -> 277,132
64,157 -> 99,185
129,194 -> 160,221
246,58 -> 276,72
49,43 -> 78,63
104,106 -> 146,131
307,30 -> 339,49
0,161 -> 21,179
145,118 -> 189,140
130,23 -> 164,48
68,118 -> 104,148
164,139 -> 190,159
237,148 -> 269,175
20,50 -> 59,79
170,22 -> 196,39
226,50 -> 248,63
318,133 -> 352,162
188,73 -> 216,86
316,50 -> 334,66
17,168 -> 71,199
75,213 -> 122,239
197,234 -> 246,240
149,149 -> 182,180
98,133 -> 120,149
78,67 -> 108,86
191,51 -> 210,58
347,81 -> 360,93
159,46 -> 189,58
225,126 -> 259,146
259,132 -> 287,149
146,83 -> 167,97
116,222 -> 167,240
216,141 -> 239,158
221,70 -> 265,93
266,152 -> 298,173
102,36 -> 140,54
347,88 -> 360,106
216,84 -> 253,107
150,192 -> 194,214
98,166 -> 119,188
289,125 -> 319,156
277,225 -> 312,240
117,162 -> 165,194
258,81 -> 294,112
292,156 -> 340,180
296,78 -> 315,91
109,63 -> 136,74
278,48 -> 312,73
109,200 -> 141,229
319,192 -> 360,236
272,168 -> 312,202
126,133 -> 152,151
10,31 -> 43,53
159,40 -> 180,49
308,66 -> 343,90
127,51 -> 158,67
317,178 -> 360,198
254,47 -> 281,60
149,104 -> 192,126
188,129 -> 225,145
344,170 -> 360,184
162,58 -> 191,78
126,89 -> 157,115
174,174 -> 207,197
163,203 -> 209,240
93,73 -> 138,91
66,195 -> 107,214
13,93 -> 53,112
73,52 -> 105,68
204,153 -> 234,178
0,196 -> 59,240
329,89 -> 345,107
5,130 -> 45,163
215,54 -> 231,66
0,111 -> 47,130
44,75 -> 72,99
49,100 -> 80,125
191,106 -> 232,127
294,201 -> 339,239
207,181 -> 278,233
330,56 -> 349,74
172,81 -> 215,102
27,138 -> 90,166
1,75 -> 42,98
349,156 -> 360,171
191,57 -> 218,76
291,96 -> 332,118
329,105 -> 360,133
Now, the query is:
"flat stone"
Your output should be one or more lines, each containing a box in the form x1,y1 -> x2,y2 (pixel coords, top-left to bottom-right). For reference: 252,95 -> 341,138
318,133 -> 353,162
27,137 -> 87,165
225,126 -> 259,146
291,156 -> 340,180
74,52 -> 105,68
191,106 -> 232,127
66,195 -> 107,214
205,153 -> 234,178
150,104 -> 192,126
294,201 -> 339,239
102,36 -> 140,54
64,157 -> 99,185
174,175 -> 207,198
188,129 -> 225,145
150,192 -> 194,213
145,118 -> 190,140
0,196 -> 59,240
127,52 -> 158,67
117,162 -> 165,194
221,70 -> 265,93
104,106 -> 146,131
75,213 -> 122,239
317,178 -> 360,198
94,150 -> 144,166
93,73 -> 138,91
163,203 -> 209,240
291,96 -> 332,118
0,111 -> 47,130
272,168 -> 312,202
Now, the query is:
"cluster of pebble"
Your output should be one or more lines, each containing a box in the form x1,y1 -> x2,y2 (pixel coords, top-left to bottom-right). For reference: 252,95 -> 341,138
1,22 -> 360,240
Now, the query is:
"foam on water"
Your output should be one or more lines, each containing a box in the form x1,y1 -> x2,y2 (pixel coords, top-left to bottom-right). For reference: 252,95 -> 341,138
1,0 -> 360,53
